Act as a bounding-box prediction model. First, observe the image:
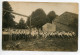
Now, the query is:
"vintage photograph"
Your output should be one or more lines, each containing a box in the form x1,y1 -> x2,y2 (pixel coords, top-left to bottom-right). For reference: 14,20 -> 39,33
2,1 -> 78,51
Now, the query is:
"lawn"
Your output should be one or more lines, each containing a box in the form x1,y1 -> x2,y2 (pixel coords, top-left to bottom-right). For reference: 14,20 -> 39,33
2,36 -> 78,51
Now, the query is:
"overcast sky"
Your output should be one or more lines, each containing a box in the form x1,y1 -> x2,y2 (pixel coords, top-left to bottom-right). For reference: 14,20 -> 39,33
9,2 -> 78,23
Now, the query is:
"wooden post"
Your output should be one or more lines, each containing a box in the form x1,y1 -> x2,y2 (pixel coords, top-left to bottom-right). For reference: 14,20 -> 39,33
30,16 -> 31,36
9,28 -> 12,41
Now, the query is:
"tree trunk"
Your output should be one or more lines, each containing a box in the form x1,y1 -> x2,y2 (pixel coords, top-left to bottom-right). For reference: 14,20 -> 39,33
38,28 -> 39,35
37,28 -> 40,38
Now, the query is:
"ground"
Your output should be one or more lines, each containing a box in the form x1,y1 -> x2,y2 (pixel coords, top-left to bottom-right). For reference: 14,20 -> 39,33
2,37 -> 78,51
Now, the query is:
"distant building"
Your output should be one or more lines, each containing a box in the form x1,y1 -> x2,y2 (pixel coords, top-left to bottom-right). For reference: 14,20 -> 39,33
42,23 -> 56,32
42,12 -> 78,35
53,12 -> 78,35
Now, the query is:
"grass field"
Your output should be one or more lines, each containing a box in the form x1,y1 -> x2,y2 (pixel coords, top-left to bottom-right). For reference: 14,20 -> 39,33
2,36 -> 78,51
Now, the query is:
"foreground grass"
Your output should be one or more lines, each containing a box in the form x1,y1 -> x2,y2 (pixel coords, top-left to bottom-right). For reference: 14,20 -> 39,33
2,37 -> 78,51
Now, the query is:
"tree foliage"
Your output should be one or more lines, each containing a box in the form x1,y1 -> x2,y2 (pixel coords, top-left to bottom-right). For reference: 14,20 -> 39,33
2,1 -> 15,28
47,11 -> 57,23
27,8 -> 47,29
17,18 -> 27,29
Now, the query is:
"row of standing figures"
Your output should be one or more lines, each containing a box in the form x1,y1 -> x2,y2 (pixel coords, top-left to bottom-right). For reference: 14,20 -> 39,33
2,31 -> 77,41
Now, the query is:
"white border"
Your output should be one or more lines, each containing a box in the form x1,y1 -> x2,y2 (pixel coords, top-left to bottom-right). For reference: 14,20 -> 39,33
0,0 -> 80,55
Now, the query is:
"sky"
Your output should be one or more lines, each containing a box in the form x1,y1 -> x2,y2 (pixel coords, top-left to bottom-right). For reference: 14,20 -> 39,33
9,2 -> 78,23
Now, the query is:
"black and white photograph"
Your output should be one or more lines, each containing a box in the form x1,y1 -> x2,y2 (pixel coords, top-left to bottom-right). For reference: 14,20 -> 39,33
2,1 -> 78,51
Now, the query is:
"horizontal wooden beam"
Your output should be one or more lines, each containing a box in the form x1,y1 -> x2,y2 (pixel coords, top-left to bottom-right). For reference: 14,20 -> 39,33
3,9 -> 29,17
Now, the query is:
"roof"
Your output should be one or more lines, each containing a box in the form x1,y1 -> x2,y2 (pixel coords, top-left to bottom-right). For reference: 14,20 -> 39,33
53,12 -> 78,26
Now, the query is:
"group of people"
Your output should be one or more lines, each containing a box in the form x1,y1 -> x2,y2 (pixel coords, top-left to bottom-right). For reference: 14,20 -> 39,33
2,29 -> 76,41
39,31 -> 76,38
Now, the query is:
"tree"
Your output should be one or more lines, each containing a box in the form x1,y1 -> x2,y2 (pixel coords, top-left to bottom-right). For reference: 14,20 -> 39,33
2,1 -> 15,28
47,11 -> 57,23
27,8 -> 47,34
17,18 -> 26,29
